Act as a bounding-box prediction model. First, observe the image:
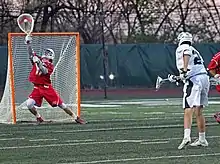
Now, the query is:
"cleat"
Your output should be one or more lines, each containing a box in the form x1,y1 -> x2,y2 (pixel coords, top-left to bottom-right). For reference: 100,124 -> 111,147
178,138 -> 191,150
36,116 -> 44,124
75,116 -> 86,124
214,112 -> 220,124
190,139 -> 208,147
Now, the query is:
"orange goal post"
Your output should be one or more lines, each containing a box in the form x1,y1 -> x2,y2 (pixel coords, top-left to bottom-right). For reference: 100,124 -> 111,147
0,32 -> 81,124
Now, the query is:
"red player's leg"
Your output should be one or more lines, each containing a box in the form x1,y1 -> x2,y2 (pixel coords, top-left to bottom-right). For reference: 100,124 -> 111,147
43,86 -> 86,124
214,86 -> 220,123
27,87 -> 44,123
58,103 -> 86,124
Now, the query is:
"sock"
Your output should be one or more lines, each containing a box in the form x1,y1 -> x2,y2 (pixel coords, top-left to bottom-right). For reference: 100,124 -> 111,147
199,132 -> 205,141
35,112 -> 41,118
70,112 -> 77,120
184,128 -> 191,139
73,114 -> 77,120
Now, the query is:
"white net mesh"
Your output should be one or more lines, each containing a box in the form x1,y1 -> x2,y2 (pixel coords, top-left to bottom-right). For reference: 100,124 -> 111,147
0,34 -> 79,123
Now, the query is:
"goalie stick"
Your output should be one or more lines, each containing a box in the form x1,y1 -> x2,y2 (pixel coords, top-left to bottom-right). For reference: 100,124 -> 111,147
155,75 -> 220,90
17,13 -> 39,74
17,13 -> 34,35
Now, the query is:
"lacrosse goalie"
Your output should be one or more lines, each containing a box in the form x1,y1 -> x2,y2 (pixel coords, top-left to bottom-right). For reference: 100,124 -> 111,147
168,32 -> 209,149
207,51 -> 220,123
24,35 -> 85,124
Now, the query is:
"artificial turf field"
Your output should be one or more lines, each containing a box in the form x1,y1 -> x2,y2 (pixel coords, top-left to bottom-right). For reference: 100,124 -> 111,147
0,98 -> 220,164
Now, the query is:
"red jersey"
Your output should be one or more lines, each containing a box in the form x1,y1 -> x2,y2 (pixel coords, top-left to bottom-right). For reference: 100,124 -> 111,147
28,57 -> 54,85
208,52 -> 220,74
208,51 -> 220,91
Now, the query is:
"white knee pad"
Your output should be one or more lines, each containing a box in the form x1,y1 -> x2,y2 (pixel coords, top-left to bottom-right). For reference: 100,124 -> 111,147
58,103 -> 67,109
26,98 -> 36,109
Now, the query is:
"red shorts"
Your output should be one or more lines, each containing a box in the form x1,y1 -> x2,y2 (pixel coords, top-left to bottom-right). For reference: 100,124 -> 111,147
29,84 -> 63,107
217,85 -> 220,92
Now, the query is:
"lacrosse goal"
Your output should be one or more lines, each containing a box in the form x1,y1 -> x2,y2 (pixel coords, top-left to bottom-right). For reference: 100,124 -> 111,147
0,32 -> 81,124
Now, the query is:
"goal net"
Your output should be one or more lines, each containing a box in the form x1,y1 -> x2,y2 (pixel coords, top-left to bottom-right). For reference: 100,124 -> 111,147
0,32 -> 81,124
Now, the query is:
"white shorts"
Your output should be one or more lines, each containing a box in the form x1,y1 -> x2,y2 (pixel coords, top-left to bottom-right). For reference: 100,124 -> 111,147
183,74 -> 210,109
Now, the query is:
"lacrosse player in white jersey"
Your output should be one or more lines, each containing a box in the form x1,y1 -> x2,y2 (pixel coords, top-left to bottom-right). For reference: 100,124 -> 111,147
169,32 -> 209,149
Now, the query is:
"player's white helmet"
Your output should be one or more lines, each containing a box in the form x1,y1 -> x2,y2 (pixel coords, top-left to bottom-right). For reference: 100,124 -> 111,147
177,32 -> 193,45
42,48 -> 55,60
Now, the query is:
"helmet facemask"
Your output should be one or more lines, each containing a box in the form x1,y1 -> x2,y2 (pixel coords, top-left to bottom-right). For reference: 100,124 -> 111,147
42,48 -> 55,61
177,32 -> 193,46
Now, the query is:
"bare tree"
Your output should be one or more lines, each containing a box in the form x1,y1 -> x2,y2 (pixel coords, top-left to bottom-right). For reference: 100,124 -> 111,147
0,0 -> 220,45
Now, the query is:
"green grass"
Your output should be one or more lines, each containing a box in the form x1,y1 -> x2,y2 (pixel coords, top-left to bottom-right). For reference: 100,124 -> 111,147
0,99 -> 220,164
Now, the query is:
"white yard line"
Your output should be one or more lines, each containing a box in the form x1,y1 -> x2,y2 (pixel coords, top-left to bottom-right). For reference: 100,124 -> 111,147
83,97 -> 220,104
144,112 -> 165,114
88,114 -> 215,122
70,153 -> 220,164
0,137 -> 25,141
141,141 -> 169,144
81,104 -> 121,108
0,140 -> 167,150
0,135 -> 219,143
99,112 -> 131,115
64,139 -> 94,143
53,122 -> 217,133
29,139 -> 58,142
0,134 -> 12,137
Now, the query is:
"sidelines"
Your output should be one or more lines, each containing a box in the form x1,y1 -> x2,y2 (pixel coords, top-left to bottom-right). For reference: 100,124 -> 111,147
68,153 -> 220,164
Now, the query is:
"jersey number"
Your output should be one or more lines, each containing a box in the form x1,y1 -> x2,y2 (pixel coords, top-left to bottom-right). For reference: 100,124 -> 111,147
193,50 -> 202,65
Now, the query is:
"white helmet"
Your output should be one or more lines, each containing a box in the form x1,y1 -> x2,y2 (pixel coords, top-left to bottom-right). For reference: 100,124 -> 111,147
42,48 -> 55,60
177,32 -> 193,45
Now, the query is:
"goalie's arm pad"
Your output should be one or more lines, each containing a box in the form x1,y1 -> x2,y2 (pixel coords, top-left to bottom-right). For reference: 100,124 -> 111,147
27,43 -> 35,62
37,61 -> 48,75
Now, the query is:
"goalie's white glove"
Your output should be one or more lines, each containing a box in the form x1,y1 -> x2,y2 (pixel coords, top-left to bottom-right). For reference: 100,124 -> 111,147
214,74 -> 220,79
25,35 -> 32,44
32,56 -> 40,64
168,74 -> 177,83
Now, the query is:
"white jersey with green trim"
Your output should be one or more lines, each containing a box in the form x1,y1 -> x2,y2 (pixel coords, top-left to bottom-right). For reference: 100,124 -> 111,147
175,44 -> 207,78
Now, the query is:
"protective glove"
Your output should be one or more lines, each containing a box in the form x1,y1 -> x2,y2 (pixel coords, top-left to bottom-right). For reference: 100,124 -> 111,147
32,56 -> 40,64
179,70 -> 188,81
214,74 -> 220,79
25,34 -> 32,44
168,74 -> 177,83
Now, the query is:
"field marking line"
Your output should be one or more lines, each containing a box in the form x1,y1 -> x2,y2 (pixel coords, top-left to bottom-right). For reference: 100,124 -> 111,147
113,136 -> 220,143
0,134 -> 12,137
0,140 -> 167,150
29,139 -> 58,142
144,112 -> 165,115
67,153 -> 220,164
52,122 -> 217,133
140,141 -> 168,144
83,97 -> 220,103
0,136 -> 219,144
0,137 -> 25,141
99,112 -> 131,115
64,139 -> 94,143
87,114 -> 215,122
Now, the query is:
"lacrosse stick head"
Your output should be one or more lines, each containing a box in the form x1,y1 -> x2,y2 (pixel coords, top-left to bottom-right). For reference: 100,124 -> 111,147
17,13 -> 34,34
155,76 -> 163,90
